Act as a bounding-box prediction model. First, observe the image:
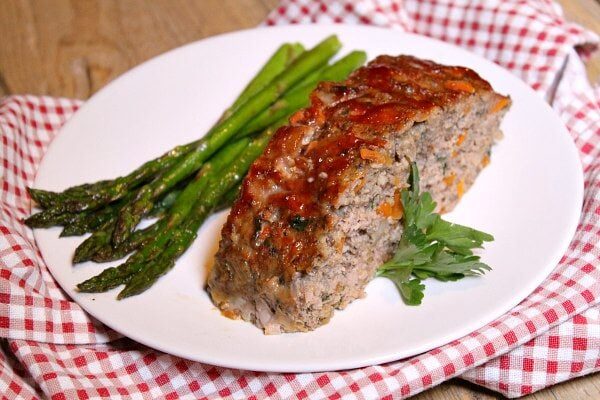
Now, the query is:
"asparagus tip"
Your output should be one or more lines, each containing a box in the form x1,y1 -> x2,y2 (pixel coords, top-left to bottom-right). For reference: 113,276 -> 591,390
72,252 -> 86,264
116,289 -> 132,300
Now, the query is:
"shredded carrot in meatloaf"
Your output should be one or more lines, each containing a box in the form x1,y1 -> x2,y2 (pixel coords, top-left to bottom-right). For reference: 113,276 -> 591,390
377,190 -> 403,219
221,309 -> 239,320
444,80 -> 475,93
443,173 -> 456,186
481,154 -> 490,167
360,148 -> 391,164
456,132 -> 467,146
457,179 -> 465,198
491,97 -> 510,113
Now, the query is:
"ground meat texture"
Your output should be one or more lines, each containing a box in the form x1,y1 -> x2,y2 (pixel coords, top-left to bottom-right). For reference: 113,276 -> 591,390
207,55 -> 511,334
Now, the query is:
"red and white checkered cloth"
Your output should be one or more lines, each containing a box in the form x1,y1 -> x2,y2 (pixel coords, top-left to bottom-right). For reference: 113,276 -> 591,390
1,0 -> 599,398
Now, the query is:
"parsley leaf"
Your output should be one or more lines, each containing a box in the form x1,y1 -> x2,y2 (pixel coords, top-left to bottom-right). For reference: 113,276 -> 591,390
399,279 -> 425,306
377,162 -> 493,305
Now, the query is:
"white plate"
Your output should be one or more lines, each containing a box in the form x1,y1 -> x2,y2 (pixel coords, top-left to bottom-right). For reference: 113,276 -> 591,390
33,25 -> 583,373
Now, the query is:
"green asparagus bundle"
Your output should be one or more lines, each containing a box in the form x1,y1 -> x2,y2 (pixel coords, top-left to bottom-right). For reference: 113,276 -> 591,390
26,36 -> 367,299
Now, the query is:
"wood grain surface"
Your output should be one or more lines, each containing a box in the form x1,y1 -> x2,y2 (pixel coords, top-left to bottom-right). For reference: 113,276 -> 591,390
0,1 -> 598,398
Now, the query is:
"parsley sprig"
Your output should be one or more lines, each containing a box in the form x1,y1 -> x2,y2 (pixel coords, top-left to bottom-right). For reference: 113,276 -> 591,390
377,162 -> 494,305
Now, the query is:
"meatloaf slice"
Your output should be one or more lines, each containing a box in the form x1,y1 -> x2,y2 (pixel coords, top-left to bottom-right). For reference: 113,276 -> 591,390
207,55 -> 511,334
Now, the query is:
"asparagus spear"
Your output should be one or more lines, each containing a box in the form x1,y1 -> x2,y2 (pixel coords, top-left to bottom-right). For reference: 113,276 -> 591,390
27,140 -> 200,212
72,221 -> 115,264
146,187 -> 183,218
76,137 -> 251,292
59,186 -> 154,237
117,121 -> 281,299
164,138 -> 248,230
111,35 -> 341,245
90,182 -> 239,263
90,222 -> 161,263
60,207 -> 115,237
59,182 -> 181,237
23,208 -> 82,229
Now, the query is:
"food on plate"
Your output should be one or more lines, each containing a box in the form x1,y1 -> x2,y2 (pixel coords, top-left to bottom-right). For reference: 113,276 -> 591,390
207,55 -> 510,334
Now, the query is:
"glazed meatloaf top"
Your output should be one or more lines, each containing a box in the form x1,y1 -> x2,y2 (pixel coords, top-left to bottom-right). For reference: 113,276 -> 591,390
221,55 -> 507,282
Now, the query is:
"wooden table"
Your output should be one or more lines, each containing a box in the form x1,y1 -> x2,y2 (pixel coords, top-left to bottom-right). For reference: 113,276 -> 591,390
1,1 -> 598,398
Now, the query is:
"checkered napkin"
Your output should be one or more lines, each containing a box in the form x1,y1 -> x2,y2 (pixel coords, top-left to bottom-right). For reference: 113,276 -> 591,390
1,1 -> 599,399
